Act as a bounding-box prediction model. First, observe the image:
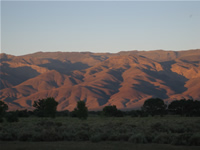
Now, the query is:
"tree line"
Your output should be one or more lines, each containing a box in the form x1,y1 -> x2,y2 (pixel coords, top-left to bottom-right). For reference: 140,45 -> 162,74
0,97 -> 200,122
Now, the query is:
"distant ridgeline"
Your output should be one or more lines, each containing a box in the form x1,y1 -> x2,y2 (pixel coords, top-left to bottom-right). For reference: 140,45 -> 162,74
0,49 -> 200,111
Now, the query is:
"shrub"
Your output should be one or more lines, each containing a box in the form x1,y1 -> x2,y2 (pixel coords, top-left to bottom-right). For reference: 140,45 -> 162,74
37,120 -> 55,127
18,132 -> 33,141
62,131 -> 75,141
172,133 -> 192,145
128,133 -> 147,143
5,111 -> 19,122
153,133 -> 174,144
56,110 -> 69,117
0,131 -> 17,141
90,134 -> 103,142
130,110 -> 139,117
108,133 -> 121,141
189,133 -> 200,146
33,128 -> 63,141
0,117 -> 4,123
90,133 -> 109,142
168,124 -> 186,133
118,133 -> 131,141
17,109 -> 30,117
150,122 -> 168,132
75,130 -> 90,141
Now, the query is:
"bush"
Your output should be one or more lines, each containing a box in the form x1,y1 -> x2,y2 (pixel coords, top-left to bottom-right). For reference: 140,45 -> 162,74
0,132 -> 16,141
33,128 -> 63,141
128,133 -> 147,143
62,131 -> 75,141
189,133 -> 200,146
118,133 -> 131,141
90,134 -> 103,142
56,110 -> 69,117
130,110 -> 139,117
17,109 -> 30,117
150,122 -> 168,132
90,133 -> 109,142
153,133 -> 174,144
0,117 -> 4,123
168,124 -> 186,133
18,132 -> 33,141
5,111 -> 19,122
172,133 -> 192,145
74,130 -> 89,141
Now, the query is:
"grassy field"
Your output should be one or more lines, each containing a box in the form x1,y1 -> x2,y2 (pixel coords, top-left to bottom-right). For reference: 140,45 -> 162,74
0,116 -> 200,147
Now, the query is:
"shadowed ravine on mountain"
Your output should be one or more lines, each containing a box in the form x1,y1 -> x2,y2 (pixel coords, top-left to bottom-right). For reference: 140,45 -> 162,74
142,69 -> 188,95
38,58 -> 90,74
0,63 -> 41,89
133,79 -> 169,99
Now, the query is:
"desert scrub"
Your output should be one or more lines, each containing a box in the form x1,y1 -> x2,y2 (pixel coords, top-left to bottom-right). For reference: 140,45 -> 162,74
32,128 -> 64,141
150,122 -> 169,133
0,126 -> 19,141
74,130 -> 90,141
18,131 -> 34,141
5,112 -> 19,122
128,133 -> 147,144
90,132 -> 109,142
171,133 -> 193,145
189,133 -> 200,146
0,116 -> 200,146
153,133 -> 174,144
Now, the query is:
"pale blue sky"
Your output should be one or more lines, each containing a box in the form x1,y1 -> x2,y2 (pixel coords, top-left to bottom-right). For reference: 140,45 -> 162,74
1,1 -> 200,56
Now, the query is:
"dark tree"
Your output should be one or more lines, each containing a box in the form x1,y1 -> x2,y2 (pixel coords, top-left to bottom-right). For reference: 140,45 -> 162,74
33,97 -> 58,118
142,98 -> 166,116
168,99 -> 200,116
70,108 -> 78,117
0,100 -> 8,122
33,99 -> 46,117
76,101 -> 88,120
193,100 -> 200,116
102,105 -> 124,117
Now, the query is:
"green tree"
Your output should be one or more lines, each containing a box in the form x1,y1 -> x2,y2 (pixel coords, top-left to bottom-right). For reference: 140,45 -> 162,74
33,97 -> 58,118
142,98 -> 166,116
33,99 -> 46,117
168,99 -> 200,116
75,101 -> 88,120
102,105 -> 124,117
0,100 -> 8,122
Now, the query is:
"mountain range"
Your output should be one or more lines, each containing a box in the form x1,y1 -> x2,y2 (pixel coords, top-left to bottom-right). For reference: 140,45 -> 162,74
1,49 -> 200,111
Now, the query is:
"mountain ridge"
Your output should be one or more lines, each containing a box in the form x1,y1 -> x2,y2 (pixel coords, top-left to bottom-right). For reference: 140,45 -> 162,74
0,49 -> 200,111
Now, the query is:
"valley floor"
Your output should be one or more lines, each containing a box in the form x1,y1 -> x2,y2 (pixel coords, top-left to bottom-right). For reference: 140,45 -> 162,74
0,116 -> 200,146
1,141 -> 200,150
